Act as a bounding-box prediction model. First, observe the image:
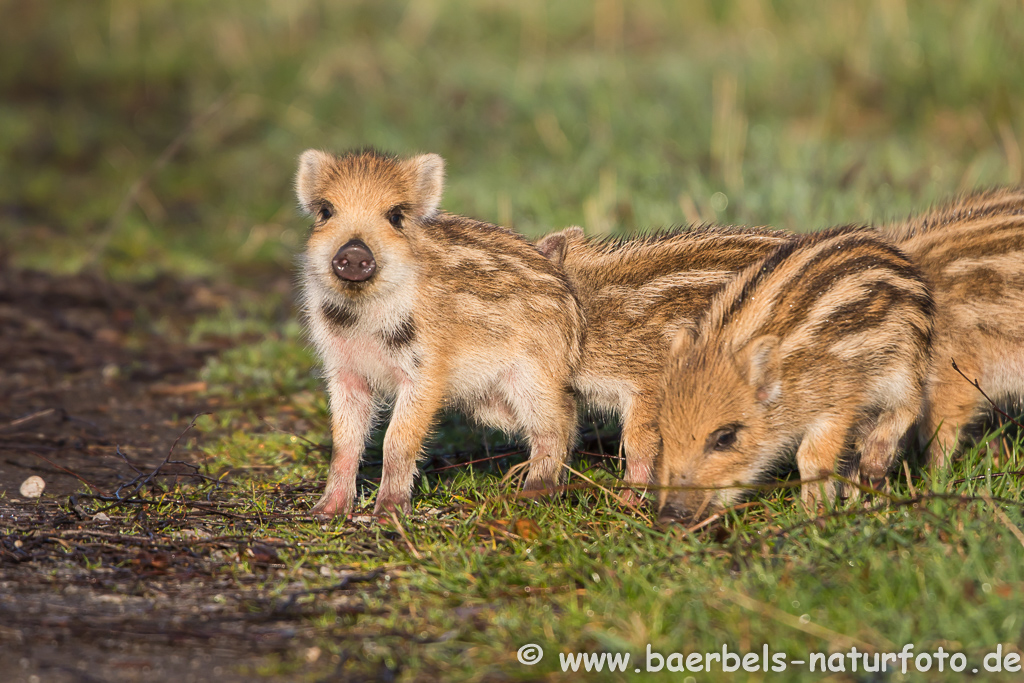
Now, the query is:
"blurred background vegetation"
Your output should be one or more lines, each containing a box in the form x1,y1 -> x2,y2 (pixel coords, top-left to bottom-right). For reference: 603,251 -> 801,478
3,0 -> 1023,283
4,5 -> 1024,678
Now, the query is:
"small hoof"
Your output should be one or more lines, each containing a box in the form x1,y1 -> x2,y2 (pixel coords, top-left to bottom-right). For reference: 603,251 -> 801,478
521,478 -> 559,497
309,491 -> 354,520
309,504 -> 351,520
373,497 -> 412,518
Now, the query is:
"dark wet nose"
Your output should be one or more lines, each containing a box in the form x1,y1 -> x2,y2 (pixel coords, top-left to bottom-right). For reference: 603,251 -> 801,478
332,240 -> 376,282
657,511 -> 679,527
656,502 -> 690,527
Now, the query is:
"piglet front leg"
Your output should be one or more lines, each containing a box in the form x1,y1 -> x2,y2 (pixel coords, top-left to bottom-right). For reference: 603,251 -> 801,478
373,377 -> 445,516
311,370 -> 376,518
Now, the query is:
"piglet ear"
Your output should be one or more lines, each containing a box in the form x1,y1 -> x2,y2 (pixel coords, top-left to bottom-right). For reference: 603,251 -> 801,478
295,149 -> 334,215
535,226 -> 583,266
739,335 -> 782,405
405,153 -> 445,218
668,322 -> 699,358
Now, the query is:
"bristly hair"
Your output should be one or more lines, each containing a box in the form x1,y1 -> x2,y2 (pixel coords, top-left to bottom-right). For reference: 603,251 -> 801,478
578,222 -> 790,253
882,186 -> 1024,241
337,146 -> 399,162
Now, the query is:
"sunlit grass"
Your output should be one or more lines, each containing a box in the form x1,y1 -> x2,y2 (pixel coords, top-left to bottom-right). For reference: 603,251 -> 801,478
176,295 -> 1024,680
6,1 -> 1024,679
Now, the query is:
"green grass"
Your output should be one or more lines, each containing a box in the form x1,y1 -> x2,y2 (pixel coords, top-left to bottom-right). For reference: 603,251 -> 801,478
91,396 -> 1024,681
178,298 -> 1024,681
6,0 -> 1024,680
5,1 -> 1024,279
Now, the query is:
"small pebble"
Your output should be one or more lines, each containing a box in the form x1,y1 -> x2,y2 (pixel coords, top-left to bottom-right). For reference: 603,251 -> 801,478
93,512 -> 111,522
19,476 -> 45,498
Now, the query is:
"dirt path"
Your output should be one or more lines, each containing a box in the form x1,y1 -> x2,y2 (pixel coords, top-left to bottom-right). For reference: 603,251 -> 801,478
0,267 -> 220,499
0,267 -> 325,683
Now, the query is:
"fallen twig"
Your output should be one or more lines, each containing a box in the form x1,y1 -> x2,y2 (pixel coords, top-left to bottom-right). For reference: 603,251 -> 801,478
114,413 -> 215,500
743,492 -> 1024,551
387,510 -> 423,560
425,449 -> 525,474
25,450 -> 104,494
952,359 -> 1024,432
0,409 -> 57,432
982,494 -> 1024,549
558,462 -> 652,524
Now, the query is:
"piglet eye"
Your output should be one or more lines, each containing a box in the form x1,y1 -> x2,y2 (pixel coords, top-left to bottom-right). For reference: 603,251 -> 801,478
318,204 -> 334,222
710,427 -> 738,451
388,210 -> 404,229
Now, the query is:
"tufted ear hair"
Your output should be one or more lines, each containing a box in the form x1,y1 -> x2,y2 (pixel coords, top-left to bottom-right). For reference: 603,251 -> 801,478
737,335 -> 782,405
536,226 -> 584,266
668,322 -> 699,358
295,149 -> 334,215
403,153 -> 445,219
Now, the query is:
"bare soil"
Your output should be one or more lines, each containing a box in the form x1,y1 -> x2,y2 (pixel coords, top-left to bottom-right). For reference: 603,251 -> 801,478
0,266 -> 365,683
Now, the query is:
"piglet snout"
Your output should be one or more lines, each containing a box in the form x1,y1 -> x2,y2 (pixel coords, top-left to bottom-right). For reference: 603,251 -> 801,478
332,240 -> 376,282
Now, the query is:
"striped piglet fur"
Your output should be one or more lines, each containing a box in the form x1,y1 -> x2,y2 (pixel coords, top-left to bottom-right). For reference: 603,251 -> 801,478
535,225 -> 793,494
296,149 -> 585,516
657,227 -> 934,525
882,187 -> 1024,463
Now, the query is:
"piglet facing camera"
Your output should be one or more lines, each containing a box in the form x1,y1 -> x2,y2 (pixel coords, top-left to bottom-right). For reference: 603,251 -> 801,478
296,149 -> 585,517
656,228 -> 935,526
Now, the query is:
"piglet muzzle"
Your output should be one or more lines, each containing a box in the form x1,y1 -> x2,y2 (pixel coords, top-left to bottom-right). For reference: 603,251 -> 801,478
332,239 -> 377,282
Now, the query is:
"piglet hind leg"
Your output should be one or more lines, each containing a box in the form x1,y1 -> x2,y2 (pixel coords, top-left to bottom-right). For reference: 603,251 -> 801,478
311,372 -> 376,519
920,357 -> 986,469
519,388 -> 579,498
373,380 -> 445,516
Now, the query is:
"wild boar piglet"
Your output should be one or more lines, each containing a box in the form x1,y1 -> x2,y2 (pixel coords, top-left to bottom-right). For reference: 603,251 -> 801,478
296,149 -> 585,516
657,227 -> 934,525
881,187 -> 1024,463
536,224 -> 792,492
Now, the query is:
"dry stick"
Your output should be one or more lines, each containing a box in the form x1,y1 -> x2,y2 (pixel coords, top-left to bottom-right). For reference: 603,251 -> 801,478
497,456 -> 652,523
86,89 -> 234,266
951,358 -> 1024,431
951,358 -> 1022,469
950,469 -> 1024,485
83,413 -> 217,505
425,449 -> 525,474
651,472 -> 830,502
558,462 -> 653,525
658,472 -> 892,530
982,494 -> 1024,549
25,450 -> 104,494
499,457 -> 533,488
387,510 -> 423,560
903,459 -> 918,498
0,408 -> 56,432
113,416 -> 212,499
684,501 -> 763,534
745,492 -> 1021,552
